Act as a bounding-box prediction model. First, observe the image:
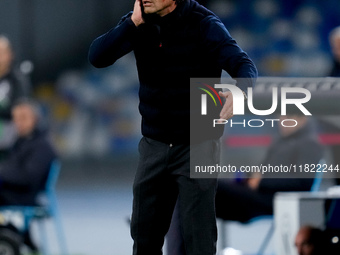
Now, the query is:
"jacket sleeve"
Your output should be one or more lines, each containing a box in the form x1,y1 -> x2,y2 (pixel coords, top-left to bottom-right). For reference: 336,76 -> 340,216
200,16 -> 257,92
88,12 -> 137,68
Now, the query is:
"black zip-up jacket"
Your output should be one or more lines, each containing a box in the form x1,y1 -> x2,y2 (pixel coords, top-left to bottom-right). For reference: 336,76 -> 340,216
0,128 -> 56,205
89,0 -> 257,144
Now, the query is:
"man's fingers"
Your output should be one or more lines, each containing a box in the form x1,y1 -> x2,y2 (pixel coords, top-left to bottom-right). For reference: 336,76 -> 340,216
132,0 -> 144,26
219,91 -> 231,98
220,101 -> 233,119
134,0 -> 142,13
220,108 -> 233,120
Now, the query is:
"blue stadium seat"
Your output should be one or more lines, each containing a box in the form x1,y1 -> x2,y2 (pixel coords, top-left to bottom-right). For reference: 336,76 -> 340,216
0,160 -> 68,255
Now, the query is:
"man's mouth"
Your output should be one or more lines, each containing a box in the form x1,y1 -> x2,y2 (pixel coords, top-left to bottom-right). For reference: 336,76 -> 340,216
143,1 -> 153,7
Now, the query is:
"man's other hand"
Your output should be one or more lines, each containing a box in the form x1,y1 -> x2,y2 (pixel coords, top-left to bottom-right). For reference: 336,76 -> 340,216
219,91 -> 233,120
247,176 -> 262,190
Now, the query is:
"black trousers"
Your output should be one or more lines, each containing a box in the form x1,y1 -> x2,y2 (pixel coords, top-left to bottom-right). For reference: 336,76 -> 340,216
131,137 -> 220,255
166,180 -> 273,255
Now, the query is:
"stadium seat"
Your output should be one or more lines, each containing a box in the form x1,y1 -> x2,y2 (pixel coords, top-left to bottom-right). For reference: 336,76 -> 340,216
0,160 -> 68,255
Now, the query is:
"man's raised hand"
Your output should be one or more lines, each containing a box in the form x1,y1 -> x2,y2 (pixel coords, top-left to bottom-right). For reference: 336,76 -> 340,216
131,0 -> 145,27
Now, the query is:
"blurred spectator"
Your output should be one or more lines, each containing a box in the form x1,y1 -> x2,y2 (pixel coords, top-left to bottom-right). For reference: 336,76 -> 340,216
329,26 -> 340,77
0,99 -> 56,206
295,226 -> 324,255
0,35 -> 31,157
216,116 -> 323,220
0,99 -> 56,252
327,26 -> 340,185
167,116 -> 324,254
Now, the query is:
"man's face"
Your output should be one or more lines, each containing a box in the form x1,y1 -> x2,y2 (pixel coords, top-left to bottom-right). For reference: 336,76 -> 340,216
295,230 -> 315,255
12,105 -> 37,137
0,39 -> 13,76
142,0 -> 177,17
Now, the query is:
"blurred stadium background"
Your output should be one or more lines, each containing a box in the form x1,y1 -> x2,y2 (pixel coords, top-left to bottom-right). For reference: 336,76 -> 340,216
1,0 -> 340,254
2,0 -> 340,158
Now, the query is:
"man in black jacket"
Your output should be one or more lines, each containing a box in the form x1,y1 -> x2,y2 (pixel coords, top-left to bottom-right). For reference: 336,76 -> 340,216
89,0 -> 257,254
0,99 -> 56,206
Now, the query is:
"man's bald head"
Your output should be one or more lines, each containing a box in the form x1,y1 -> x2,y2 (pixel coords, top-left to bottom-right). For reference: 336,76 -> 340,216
295,226 -> 323,255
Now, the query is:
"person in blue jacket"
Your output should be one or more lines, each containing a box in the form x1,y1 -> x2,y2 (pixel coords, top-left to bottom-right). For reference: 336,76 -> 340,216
89,0 -> 257,254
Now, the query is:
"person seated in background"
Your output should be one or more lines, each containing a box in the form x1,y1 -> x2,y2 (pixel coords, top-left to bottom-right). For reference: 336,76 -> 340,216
295,226 -> 324,255
0,98 -> 56,252
0,98 -> 56,206
167,115 -> 324,255
327,26 -> 340,185
0,36 -> 31,158
215,115 -> 324,222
